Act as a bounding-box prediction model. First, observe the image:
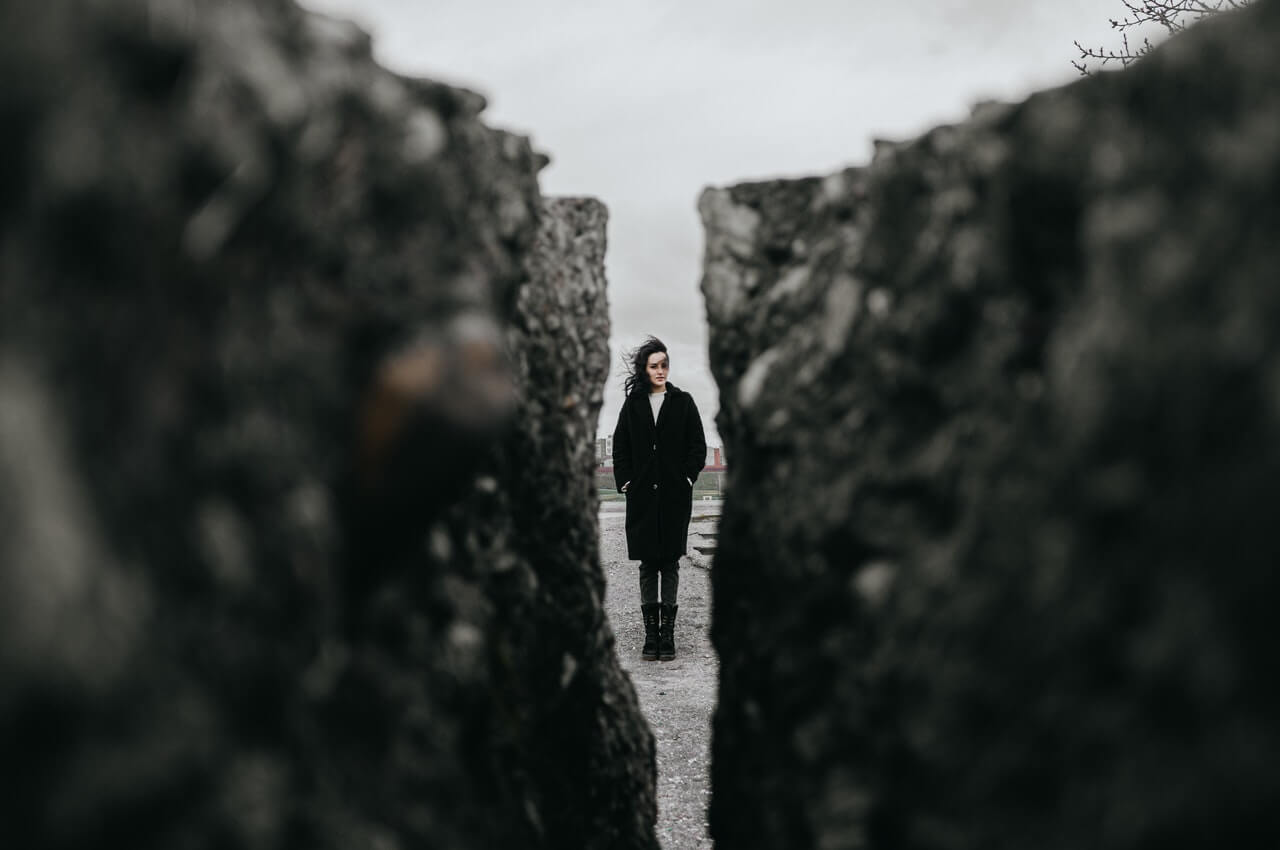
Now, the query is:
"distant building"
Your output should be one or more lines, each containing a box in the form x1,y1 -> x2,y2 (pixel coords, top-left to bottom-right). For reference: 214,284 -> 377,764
596,435 -> 616,467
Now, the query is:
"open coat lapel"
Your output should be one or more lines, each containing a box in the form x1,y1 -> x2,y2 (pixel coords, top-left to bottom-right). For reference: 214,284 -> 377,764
653,389 -> 670,434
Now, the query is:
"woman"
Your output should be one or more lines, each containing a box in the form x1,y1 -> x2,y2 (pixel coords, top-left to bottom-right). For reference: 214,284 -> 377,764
612,337 -> 707,661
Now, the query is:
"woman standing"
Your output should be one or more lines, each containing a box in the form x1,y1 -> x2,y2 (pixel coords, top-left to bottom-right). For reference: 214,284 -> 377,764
612,337 -> 707,661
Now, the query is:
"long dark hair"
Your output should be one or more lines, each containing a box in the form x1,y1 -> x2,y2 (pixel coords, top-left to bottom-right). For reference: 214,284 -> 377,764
622,336 -> 668,397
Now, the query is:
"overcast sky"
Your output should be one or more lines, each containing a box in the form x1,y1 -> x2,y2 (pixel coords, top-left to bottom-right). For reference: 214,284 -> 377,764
301,0 -> 1136,444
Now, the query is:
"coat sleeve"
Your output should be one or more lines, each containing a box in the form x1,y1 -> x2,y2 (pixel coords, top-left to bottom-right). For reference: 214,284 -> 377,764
684,396 -> 708,484
612,402 -> 633,492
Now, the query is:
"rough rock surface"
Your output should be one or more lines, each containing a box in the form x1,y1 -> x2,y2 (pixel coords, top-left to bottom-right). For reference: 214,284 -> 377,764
700,3 -> 1280,849
0,2 -> 653,848
488,196 -> 659,850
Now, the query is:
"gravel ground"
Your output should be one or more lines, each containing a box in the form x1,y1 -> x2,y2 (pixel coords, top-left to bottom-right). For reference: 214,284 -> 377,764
600,502 -> 721,850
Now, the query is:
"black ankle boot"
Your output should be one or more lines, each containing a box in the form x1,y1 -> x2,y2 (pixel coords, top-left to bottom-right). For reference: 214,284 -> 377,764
658,603 -> 678,661
641,603 -> 661,661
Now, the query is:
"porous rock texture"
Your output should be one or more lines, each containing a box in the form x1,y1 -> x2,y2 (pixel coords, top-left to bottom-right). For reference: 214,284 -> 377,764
479,196 -> 659,849
701,3 -> 1280,849
0,2 -> 654,848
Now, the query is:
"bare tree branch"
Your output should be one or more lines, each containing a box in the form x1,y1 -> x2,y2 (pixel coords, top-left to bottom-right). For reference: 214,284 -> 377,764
1074,0 -> 1249,74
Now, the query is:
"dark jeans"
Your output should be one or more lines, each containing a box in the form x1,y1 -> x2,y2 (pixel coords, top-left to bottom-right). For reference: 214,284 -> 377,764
639,559 -> 679,605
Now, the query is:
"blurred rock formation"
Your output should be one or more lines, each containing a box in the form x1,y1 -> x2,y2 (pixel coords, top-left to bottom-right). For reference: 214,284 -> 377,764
0,1 -> 653,848
701,2 -> 1280,848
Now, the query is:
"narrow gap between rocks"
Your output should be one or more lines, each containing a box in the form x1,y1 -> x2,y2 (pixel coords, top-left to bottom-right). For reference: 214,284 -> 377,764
600,500 -> 721,850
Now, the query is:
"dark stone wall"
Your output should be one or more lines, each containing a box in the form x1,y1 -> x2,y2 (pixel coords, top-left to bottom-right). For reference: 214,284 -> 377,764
469,196 -> 659,850
701,2 -> 1280,849
0,2 -> 653,848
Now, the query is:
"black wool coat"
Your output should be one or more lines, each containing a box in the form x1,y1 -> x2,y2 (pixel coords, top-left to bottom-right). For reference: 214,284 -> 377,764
612,383 -> 708,562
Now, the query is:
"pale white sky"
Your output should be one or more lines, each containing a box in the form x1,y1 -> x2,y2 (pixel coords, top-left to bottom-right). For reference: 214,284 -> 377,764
300,0 -> 1137,443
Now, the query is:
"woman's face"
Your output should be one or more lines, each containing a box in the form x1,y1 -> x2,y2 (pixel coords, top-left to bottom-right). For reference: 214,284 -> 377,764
645,351 -> 669,390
